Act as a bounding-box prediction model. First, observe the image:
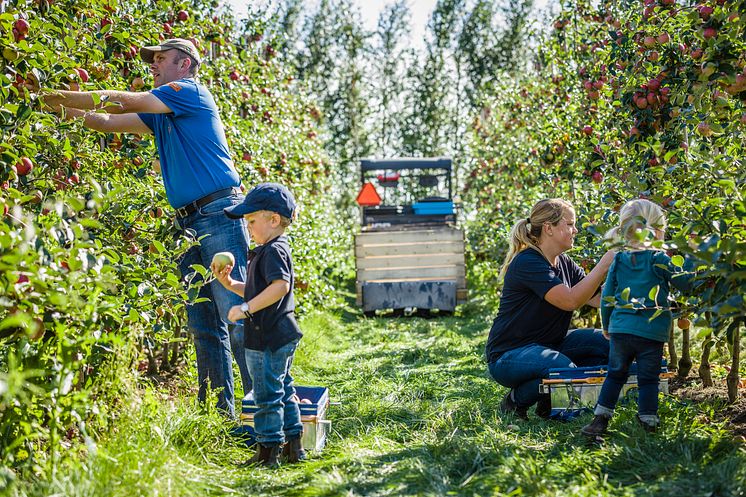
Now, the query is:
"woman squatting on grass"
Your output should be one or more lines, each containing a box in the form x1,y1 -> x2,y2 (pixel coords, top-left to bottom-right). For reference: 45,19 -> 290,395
581,199 -> 694,437
485,198 -> 616,420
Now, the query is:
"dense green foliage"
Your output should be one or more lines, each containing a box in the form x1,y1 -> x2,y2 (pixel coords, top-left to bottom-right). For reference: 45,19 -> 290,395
0,0 -> 349,477
464,0 -> 745,393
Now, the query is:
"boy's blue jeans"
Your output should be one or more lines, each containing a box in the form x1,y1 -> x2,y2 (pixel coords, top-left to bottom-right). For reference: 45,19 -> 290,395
177,194 -> 253,418
245,339 -> 303,446
488,328 -> 609,407
595,333 -> 664,424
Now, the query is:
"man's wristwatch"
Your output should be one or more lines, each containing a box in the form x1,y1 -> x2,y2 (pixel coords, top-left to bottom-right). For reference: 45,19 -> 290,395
240,302 -> 253,319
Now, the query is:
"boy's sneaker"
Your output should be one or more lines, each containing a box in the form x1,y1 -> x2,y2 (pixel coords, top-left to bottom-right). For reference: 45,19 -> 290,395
636,415 -> 658,433
580,414 -> 611,437
499,392 -> 528,420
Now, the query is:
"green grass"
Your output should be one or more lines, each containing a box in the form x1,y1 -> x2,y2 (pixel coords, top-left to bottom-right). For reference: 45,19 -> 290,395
7,306 -> 746,497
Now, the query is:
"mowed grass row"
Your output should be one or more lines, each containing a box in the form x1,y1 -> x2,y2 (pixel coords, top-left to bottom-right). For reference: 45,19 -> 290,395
13,306 -> 746,497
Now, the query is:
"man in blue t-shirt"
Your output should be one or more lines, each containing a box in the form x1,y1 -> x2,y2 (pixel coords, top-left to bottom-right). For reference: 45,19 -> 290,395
41,38 -> 252,418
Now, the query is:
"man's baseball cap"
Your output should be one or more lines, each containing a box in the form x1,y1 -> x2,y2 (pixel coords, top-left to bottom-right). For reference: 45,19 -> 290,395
224,183 -> 297,221
140,38 -> 202,64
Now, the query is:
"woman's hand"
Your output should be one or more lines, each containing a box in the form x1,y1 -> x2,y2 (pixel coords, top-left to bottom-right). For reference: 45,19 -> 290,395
597,249 -> 617,272
602,330 -> 610,340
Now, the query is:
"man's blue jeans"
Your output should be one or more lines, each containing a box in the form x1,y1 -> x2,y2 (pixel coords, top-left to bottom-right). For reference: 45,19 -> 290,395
595,333 -> 664,423
177,193 -> 252,418
245,340 -> 303,446
488,328 -> 609,408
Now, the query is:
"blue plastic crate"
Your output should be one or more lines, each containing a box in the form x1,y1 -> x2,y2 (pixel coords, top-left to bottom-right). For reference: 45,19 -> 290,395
412,201 -> 454,215
541,362 -> 671,420
241,385 -> 328,417
239,385 -> 330,451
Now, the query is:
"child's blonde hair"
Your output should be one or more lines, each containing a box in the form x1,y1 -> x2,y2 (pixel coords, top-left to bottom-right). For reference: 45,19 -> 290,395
500,198 -> 575,277
259,210 -> 293,228
606,199 -> 666,246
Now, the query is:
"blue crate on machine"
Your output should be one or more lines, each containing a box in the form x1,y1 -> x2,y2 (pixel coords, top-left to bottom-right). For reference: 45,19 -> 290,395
239,385 -> 330,451
540,363 -> 672,420
412,200 -> 454,215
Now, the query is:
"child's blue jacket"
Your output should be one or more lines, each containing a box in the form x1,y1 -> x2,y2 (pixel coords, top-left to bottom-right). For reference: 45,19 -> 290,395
601,250 -> 693,342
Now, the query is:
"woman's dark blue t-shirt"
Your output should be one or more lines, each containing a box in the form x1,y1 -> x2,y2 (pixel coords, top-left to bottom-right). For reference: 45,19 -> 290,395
485,248 -> 586,362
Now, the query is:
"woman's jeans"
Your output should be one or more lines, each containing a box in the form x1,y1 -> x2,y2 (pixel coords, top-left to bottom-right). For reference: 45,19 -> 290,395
177,193 -> 252,418
488,328 -> 610,407
595,333 -> 664,423
245,340 -> 303,446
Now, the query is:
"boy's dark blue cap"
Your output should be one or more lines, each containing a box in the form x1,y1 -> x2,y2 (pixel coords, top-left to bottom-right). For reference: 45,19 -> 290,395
224,183 -> 296,220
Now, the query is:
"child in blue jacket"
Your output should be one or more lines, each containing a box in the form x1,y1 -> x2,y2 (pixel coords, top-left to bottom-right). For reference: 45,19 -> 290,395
581,199 -> 693,437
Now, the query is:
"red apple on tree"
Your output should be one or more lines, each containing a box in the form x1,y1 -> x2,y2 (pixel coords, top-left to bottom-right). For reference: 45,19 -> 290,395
703,27 -> 717,39
591,171 -> 603,184
697,122 -> 713,136
131,76 -> 145,90
177,10 -> 189,22
76,68 -> 89,82
698,5 -> 714,20
13,19 -> 30,41
16,157 -> 33,176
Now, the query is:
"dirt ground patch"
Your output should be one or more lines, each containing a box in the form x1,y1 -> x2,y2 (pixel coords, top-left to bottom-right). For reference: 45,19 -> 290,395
670,376 -> 746,440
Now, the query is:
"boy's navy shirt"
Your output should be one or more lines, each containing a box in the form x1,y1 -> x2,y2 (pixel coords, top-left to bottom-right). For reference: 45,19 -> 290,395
486,248 -> 586,362
243,235 -> 302,351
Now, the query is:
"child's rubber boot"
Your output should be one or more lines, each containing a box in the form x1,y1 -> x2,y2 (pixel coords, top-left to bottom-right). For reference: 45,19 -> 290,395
580,414 -> 610,438
242,443 -> 282,467
281,434 -> 306,463
636,415 -> 658,433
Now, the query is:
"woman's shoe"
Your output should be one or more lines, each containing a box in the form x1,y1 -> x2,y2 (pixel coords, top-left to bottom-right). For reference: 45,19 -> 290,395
499,392 -> 529,420
535,394 -> 552,419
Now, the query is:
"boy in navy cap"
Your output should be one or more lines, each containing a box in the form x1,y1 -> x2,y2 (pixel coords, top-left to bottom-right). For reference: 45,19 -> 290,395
212,183 -> 305,467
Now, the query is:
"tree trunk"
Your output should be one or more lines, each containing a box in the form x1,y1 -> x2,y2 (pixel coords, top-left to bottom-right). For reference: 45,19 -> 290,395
667,322 -> 678,371
726,319 -> 741,404
160,339 -> 172,372
698,333 -> 714,387
146,339 -> 158,376
678,320 -> 692,378
170,329 -> 184,366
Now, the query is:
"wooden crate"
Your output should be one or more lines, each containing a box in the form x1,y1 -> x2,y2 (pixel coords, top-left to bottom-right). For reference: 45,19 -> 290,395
354,226 -> 467,307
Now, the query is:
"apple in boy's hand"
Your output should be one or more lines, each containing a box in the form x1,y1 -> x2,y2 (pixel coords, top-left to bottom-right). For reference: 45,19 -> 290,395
211,252 -> 235,271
